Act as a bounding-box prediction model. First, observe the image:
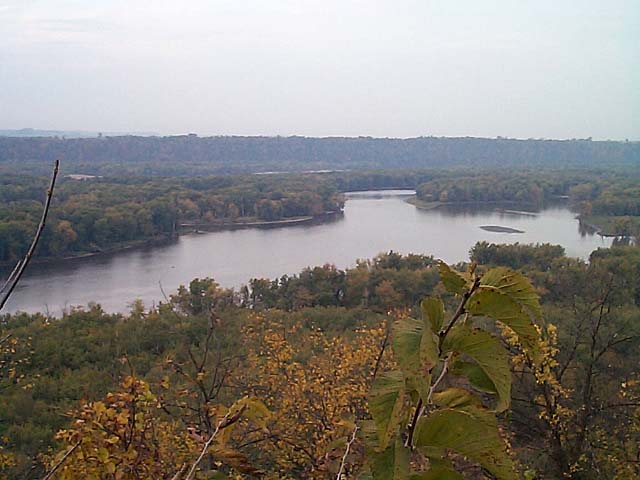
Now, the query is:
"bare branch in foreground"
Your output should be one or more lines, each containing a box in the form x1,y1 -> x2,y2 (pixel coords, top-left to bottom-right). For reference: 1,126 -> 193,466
41,440 -> 80,480
184,404 -> 246,480
336,424 -> 359,480
0,160 -> 60,312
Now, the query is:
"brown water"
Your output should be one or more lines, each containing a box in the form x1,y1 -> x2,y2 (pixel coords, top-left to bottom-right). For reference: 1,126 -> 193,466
2,191 -> 611,315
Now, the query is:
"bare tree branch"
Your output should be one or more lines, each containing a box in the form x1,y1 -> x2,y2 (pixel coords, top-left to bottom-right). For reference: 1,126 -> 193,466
336,424 -> 359,480
1,160 -> 60,312
0,260 -> 22,297
371,325 -> 389,383
184,404 -> 246,480
41,440 -> 80,480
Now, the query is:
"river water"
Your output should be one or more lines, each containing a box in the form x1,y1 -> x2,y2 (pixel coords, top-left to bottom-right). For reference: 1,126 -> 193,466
2,190 -> 611,315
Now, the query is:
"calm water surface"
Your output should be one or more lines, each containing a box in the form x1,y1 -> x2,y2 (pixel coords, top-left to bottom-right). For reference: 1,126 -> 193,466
3,191 -> 611,315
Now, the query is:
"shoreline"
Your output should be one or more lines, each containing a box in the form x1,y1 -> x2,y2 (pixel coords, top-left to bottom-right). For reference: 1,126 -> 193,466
405,195 -> 635,241
0,210 -> 344,270
405,196 -> 442,210
405,196 -> 548,212
178,210 -> 342,233
577,215 -> 638,239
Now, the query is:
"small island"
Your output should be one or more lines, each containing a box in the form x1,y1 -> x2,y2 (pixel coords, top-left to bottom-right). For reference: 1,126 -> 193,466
480,225 -> 525,234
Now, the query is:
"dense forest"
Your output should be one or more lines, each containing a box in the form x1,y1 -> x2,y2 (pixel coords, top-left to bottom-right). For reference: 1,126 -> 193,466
0,135 -> 638,176
0,174 -> 344,263
1,244 -> 639,478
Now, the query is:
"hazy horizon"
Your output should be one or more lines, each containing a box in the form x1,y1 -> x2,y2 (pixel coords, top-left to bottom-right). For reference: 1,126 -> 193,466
1,128 -> 638,142
1,1 -> 638,140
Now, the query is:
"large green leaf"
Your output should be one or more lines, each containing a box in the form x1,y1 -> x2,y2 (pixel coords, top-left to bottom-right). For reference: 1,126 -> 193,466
369,371 -> 406,450
442,326 -> 511,412
467,288 -> 541,362
393,317 -> 439,403
450,360 -> 498,394
437,262 -> 468,295
481,267 -> 542,319
413,407 -> 517,480
421,297 -> 445,332
362,421 -> 409,480
431,387 -> 482,409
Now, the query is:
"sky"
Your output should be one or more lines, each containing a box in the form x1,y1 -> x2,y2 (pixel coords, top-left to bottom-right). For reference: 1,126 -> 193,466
0,0 -> 638,139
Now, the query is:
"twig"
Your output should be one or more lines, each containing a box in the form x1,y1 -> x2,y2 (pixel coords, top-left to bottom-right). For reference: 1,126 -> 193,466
0,260 -> 22,296
184,405 -> 246,480
371,326 -> 389,383
406,278 -> 479,448
0,160 -> 60,312
170,463 -> 188,480
336,424 -> 359,480
405,356 -> 456,446
426,352 -> 453,404
438,277 -> 480,352
42,440 -> 80,480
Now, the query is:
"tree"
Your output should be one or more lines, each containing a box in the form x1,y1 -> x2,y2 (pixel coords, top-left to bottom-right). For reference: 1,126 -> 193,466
236,310 -> 388,478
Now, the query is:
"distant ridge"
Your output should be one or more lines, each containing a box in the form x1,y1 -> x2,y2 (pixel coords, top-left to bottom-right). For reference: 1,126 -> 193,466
0,128 -> 157,138
0,135 -> 638,176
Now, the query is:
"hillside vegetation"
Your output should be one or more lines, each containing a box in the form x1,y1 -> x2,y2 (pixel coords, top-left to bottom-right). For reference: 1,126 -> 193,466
2,245 -> 639,478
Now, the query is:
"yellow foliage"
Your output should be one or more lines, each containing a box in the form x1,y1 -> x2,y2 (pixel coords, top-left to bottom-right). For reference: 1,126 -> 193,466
49,377 -> 197,479
237,312 -> 389,478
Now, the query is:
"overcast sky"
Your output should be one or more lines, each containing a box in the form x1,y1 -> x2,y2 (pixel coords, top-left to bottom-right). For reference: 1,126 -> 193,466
1,0 -> 638,139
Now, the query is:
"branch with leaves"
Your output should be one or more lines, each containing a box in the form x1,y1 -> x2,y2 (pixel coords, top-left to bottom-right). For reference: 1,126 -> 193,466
362,261 -> 545,479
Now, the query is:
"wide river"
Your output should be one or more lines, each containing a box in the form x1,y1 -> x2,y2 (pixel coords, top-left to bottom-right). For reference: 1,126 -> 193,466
3,190 -> 611,315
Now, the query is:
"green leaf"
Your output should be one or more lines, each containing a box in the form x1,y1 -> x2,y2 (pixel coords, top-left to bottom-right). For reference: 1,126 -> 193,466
393,317 -> 438,403
467,288 -> 541,363
410,467 -> 464,479
413,407 -> 517,480
442,326 -> 511,412
362,421 -> 409,480
421,297 -> 445,332
481,267 -> 542,319
450,360 -> 498,394
431,387 -> 482,409
369,371 -> 406,450
437,261 -> 468,295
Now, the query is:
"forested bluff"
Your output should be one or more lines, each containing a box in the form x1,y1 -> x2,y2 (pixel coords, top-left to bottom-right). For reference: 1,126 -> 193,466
1,135 -> 638,175
2,244 -> 639,478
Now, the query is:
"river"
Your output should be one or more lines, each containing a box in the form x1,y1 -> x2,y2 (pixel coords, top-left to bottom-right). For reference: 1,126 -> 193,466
2,190 -> 612,315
